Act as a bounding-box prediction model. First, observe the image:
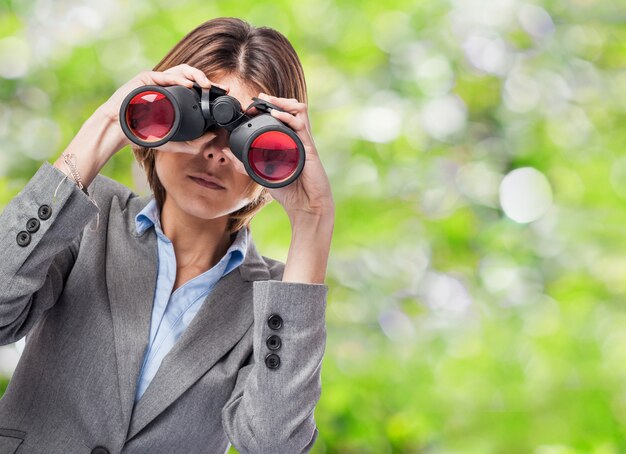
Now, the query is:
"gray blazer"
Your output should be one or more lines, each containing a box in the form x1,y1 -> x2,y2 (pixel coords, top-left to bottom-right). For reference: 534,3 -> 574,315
0,161 -> 328,454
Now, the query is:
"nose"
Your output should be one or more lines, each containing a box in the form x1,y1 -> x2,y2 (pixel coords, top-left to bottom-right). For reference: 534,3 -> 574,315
201,129 -> 234,164
203,147 -> 230,163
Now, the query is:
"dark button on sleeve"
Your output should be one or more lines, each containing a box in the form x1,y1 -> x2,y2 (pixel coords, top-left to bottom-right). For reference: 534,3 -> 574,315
266,334 -> 282,351
91,447 -> 110,454
38,204 -> 52,220
267,314 -> 283,330
26,218 -> 40,233
16,231 -> 31,247
265,353 -> 281,370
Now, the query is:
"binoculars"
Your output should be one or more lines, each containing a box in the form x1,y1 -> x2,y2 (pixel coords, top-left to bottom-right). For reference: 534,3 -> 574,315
119,83 -> 305,188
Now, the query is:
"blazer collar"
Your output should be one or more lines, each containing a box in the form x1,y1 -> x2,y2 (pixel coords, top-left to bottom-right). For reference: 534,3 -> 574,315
105,193 -> 271,441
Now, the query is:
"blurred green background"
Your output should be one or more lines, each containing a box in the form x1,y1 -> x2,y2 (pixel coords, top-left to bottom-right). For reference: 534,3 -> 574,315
1,0 -> 626,452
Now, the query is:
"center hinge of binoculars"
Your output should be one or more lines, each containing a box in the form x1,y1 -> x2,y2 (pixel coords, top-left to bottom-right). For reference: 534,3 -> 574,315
197,83 -> 285,131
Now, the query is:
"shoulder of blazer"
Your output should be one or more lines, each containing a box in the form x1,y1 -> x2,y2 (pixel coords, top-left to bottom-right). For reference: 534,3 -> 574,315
86,172 -> 144,214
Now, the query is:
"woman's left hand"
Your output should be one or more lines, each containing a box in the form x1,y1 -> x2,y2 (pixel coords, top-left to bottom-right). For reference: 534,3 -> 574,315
255,93 -> 335,225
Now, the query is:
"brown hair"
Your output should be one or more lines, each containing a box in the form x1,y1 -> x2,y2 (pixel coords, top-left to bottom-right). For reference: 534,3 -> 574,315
132,17 -> 308,234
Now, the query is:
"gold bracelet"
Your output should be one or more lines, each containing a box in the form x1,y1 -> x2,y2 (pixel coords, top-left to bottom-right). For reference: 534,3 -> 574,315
52,153 -> 100,232
62,153 -> 89,196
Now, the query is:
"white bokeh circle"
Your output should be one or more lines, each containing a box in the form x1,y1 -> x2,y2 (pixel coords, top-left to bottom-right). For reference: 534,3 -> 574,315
499,167 -> 553,223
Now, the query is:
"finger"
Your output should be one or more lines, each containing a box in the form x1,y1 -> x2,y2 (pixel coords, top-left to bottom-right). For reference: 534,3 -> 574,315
269,108 -> 306,133
161,64 -> 211,89
144,71 -> 195,88
177,64 -> 212,89
163,65 -> 229,91
258,93 -> 307,115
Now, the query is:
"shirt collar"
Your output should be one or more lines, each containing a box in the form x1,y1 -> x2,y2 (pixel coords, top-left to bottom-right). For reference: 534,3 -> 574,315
135,198 -> 161,236
134,197 -> 248,264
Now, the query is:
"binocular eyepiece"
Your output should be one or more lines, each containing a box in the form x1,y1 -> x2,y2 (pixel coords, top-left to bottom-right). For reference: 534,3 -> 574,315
119,83 -> 305,188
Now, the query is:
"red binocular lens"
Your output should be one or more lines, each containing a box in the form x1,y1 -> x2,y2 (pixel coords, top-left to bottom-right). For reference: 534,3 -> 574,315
248,131 -> 299,182
125,91 -> 175,143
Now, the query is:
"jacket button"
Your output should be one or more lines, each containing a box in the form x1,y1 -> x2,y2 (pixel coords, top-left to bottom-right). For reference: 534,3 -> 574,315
266,334 -> 282,351
38,204 -> 52,220
16,231 -> 31,247
267,314 -> 283,330
91,448 -> 109,454
265,353 -> 281,370
26,218 -> 40,233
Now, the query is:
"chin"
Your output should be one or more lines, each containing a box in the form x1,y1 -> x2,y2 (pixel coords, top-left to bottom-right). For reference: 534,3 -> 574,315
186,197 -> 234,220
185,203 -> 221,220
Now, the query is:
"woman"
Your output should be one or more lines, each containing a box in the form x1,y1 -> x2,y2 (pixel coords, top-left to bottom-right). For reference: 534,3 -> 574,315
0,17 -> 333,454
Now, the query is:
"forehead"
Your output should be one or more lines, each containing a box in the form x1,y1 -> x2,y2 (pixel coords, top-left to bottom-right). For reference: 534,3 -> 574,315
211,74 -> 259,111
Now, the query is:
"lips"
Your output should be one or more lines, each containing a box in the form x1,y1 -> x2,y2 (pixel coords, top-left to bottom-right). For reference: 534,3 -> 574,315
189,176 -> 226,190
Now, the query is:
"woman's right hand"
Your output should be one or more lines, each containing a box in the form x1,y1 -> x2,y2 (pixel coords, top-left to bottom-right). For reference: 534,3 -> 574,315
54,64 -> 228,189
97,64 -> 229,149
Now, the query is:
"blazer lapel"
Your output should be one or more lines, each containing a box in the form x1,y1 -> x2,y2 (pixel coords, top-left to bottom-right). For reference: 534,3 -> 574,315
106,194 -> 158,439
113,195 -> 272,441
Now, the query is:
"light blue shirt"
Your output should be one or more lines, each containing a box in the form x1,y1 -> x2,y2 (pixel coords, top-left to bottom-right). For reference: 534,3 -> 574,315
133,197 -> 248,403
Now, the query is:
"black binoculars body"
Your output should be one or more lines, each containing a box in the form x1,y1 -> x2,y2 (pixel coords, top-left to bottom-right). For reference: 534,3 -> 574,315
119,83 -> 305,188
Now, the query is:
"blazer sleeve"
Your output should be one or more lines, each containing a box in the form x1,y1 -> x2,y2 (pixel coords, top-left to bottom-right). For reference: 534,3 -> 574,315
222,279 -> 328,454
0,161 -> 99,345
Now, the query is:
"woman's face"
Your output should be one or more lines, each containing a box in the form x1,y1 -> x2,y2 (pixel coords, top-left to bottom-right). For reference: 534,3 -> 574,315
153,74 -> 260,222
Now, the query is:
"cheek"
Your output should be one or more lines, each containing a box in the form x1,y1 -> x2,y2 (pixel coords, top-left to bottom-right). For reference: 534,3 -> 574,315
236,178 -> 263,206
235,174 -> 255,195
154,155 -> 169,186
154,152 -> 184,186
